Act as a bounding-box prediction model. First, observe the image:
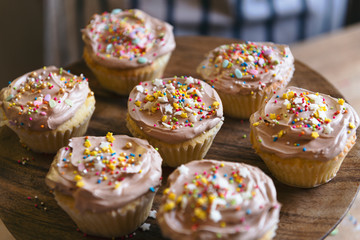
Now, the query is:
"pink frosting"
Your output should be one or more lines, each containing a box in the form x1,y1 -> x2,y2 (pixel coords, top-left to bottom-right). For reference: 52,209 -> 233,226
250,86 -> 359,161
46,134 -> 162,213
82,9 -> 176,69
157,160 -> 281,240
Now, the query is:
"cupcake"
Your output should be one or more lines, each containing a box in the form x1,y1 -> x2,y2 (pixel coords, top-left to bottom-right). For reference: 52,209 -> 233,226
45,133 -> 162,238
157,159 -> 281,240
197,42 -> 295,119
82,9 -> 176,95
0,66 -> 95,153
126,76 -> 224,167
250,86 -> 359,188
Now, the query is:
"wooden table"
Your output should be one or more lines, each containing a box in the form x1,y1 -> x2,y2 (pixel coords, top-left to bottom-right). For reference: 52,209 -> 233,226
0,36 -> 359,240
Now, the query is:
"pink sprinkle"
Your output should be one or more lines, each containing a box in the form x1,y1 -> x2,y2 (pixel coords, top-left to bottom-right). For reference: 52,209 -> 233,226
29,117 -> 33,121
65,147 -> 69,150
129,98 -> 132,101
27,197 -> 31,200
54,97 -> 57,100
58,101 -> 61,103
154,124 -> 157,127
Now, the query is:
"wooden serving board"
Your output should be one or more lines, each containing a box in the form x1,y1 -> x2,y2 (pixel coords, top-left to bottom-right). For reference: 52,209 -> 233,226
0,36 -> 359,240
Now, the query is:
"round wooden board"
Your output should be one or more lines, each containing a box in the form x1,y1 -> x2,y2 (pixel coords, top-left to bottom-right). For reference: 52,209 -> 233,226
0,36 -> 359,240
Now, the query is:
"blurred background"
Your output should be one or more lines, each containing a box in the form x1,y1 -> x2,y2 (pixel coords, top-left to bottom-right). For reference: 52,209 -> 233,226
0,0 -> 359,87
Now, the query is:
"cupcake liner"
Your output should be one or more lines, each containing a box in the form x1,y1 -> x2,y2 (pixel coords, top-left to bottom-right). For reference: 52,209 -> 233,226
126,114 -> 223,167
215,67 -> 294,119
54,190 -> 155,238
251,130 -> 357,188
7,96 -> 95,153
84,48 -> 172,95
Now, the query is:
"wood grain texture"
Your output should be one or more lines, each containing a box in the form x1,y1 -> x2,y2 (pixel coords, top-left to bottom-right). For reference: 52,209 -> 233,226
0,36 -> 359,240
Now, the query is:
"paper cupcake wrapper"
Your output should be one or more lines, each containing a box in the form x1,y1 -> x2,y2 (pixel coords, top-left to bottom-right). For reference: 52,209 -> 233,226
214,67 -> 294,119
219,91 -> 269,119
126,115 -> 223,167
7,96 -> 95,153
84,49 -> 172,95
251,131 -> 356,188
54,190 -> 155,238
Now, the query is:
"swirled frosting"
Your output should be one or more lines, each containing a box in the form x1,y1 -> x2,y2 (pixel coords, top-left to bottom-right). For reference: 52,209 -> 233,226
197,42 -> 294,95
250,86 -> 359,160
82,9 -> 176,69
157,159 -> 281,240
127,77 -> 224,144
45,133 -> 162,213
0,66 -> 93,131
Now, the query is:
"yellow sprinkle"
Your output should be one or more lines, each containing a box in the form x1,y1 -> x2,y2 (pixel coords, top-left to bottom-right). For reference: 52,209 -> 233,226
251,91 -> 254,95
90,151 -> 97,156
168,192 -> 176,201
220,163 -> 224,167
197,197 -> 206,205
208,194 -> 216,203
277,130 -> 283,138
162,115 -> 167,122
220,222 -> 226,228
135,100 -> 141,107
145,95 -> 155,102
173,103 -> 179,109
106,132 -> 115,143
74,175 -> 82,181
315,92 -> 319,96
269,113 -> 276,119
180,112 -> 188,118
103,176 -> 108,180
84,140 -> 91,148
176,196 -> 183,204
114,183 -> 121,189
194,208 -> 207,220
311,132 -> 319,139
76,181 -> 85,188
338,98 -> 345,105
212,101 -> 220,109
163,188 -> 170,195
272,73 -> 276,77
349,122 -> 355,129
201,177 -> 208,184
253,122 -> 260,127
288,91 -> 294,99
108,164 -> 116,170
83,149 -> 90,155
286,103 -> 291,109
164,201 -> 175,211
151,106 -> 158,113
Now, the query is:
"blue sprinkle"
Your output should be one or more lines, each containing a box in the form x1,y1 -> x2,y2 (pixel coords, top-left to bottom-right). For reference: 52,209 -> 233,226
130,153 -> 135,157
137,57 -> 148,64
246,209 -> 252,215
276,95 -> 279,98
149,187 -> 155,192
97,179 -> 101,184
139,154 -> 142,157
111,9 -> 122,14
214,64 -> 218,68
238,184 -> 242,188
222,59 -> 229,68
292,121 -> 295,124
8,81 -> 11,85
106,44 -> 113,53
125,156 -> 129,159
224,174 -> 228,177
202,65 -> 205,69
303,148 -> 306,152
273,137 -> 278,142
62,158 -> 67,162
235,68 -> 243,79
